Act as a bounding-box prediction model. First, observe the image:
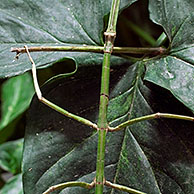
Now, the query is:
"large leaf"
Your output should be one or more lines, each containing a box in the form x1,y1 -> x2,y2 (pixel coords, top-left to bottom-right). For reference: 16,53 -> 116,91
23,64 -> 194,194
0,0 -> 137,78
144,0 -> 194,112
7,0 -> 193,194
22,64 -> 128,194
0,139 -> 23,174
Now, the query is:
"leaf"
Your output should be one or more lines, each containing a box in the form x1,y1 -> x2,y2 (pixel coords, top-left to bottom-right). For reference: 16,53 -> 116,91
22,64 -> 194,194
0,73 -> 34,130
144,56 -> 194,113
0,0 -> 137,78
149,0 -> 194,48
0,73 -> 34,142
22,64 -> 129,194
0,139 -> 23,174
144,0 -> 194,112
0,174 -> 23,194
108,63 -> 194,194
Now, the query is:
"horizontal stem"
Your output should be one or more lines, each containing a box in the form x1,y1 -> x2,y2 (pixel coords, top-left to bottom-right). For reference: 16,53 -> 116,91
12,45 -> 103,53
105,181 -> 146,194
109,113 -> 194,132
114,46 -> 166,54
11,46 -> 166,55
42,181 -> 95,194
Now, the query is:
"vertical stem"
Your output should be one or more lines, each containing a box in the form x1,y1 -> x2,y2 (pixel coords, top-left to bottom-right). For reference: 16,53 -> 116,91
95,53 -> 110,193
95,0 -> 120,193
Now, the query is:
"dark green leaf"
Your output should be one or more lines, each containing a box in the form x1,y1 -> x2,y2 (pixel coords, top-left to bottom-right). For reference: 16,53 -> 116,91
0,174 -> 23,194
144,56 -> 194,112
145,0 -> 194,112
23,64 -> 194,194
0,139 -> 23,174
149,0 -> 194,48
0,0 -> 136,78
22,64 -> 130,194
4,0 -> 192,194
108,63 -> 194,194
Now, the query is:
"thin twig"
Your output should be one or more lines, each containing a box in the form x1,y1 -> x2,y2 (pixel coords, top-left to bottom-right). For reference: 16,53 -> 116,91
11,46 -> 167,55
24,45 -> 42,99
120,15 -> 157,46
105,180 -> 147,194
155,32 -> 168,47
108,112 -> 194,132
24,45 -> 98,130
42,180 -> 95,194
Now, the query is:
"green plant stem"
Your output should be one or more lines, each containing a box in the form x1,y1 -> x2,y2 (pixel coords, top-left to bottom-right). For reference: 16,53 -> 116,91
105,181 -> 146,194
95,53 -> 110,194
95,0 -> 120,193
24,46 -> 98,130
11,46 -> 166,55
114,46 -> 166,54
42,181 -> 95,194
109,113 -> 194,132
41,97 -> 98,129
155,32 -> 168,46
121,16 -> 157,46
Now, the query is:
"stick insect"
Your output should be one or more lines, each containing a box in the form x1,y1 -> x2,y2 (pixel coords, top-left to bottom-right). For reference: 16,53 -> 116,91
11,0 -> 194,193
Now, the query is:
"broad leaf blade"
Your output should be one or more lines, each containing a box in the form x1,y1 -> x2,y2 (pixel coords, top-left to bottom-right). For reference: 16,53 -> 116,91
108,63 -> 161,194
23,63 -> 194,194
109,63 -> 194,193
22,65 -> 129,194
144,56 -> 194,112
145,0 -> 194,112
0,0 -> 137,78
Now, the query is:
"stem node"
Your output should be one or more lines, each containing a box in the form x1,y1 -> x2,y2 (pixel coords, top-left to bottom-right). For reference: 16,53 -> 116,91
104,32 -> 116,54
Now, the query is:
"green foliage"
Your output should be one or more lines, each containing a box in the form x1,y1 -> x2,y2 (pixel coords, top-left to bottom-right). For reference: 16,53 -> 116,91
0,139 -> 23,174
0,0 -> 135,78
145,0 -> 194,111
0,174 -> 23,194
0,139 -> 24,194
0,0 -> 193,193
0,73 -> 34,143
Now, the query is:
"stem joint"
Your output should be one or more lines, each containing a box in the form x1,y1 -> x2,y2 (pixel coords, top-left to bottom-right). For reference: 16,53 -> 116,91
104,32 -> 116,53
100,93 -> 109,99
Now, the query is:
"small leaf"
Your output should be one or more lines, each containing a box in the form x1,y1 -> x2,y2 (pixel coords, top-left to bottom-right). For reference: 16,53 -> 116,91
0,174 -> 23,194
0,139 -> 23,174
0,73 -> 34,142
